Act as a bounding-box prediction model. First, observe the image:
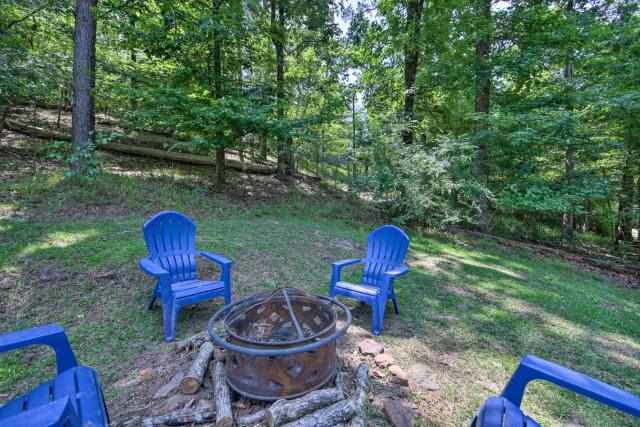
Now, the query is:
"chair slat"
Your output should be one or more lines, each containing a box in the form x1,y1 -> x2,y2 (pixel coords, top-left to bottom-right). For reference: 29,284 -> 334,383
25,381 -> 52,410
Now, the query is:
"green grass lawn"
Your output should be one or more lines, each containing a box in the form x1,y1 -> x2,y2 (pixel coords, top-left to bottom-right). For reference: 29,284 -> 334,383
1,138 -> 639,426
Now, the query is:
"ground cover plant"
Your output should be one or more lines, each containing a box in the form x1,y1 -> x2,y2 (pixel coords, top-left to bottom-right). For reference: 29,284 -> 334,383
1,135 -> 639,426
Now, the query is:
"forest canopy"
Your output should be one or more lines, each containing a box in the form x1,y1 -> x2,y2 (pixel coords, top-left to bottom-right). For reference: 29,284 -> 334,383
1,0 -> 639,249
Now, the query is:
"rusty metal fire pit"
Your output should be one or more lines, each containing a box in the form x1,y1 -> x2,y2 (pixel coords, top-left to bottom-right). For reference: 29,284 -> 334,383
207,288 -> 351,401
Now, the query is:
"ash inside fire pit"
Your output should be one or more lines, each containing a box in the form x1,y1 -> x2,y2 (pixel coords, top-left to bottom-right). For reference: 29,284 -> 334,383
226,289 -> 336,343
208,288 -> 351,400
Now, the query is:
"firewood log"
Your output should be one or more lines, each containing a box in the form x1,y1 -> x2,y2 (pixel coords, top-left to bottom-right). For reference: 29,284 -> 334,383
352,362 -> 369,419
266,388 -> 344,427
237,408 -> 268,426
174,331 -> 211,353
180,342 -> 214,394
140,408 -> 215,426
280,399 -> 356,427
212,359 -> 233,427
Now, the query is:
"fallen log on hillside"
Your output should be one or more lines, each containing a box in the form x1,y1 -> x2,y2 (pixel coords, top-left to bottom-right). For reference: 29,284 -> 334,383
452,227 -> 640,279
5,119 -> 277,174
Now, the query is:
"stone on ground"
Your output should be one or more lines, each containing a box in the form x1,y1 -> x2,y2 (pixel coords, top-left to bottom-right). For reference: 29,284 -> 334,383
388,365 -> 408,386
357,339 -> 384,355
407,364 -> 440,392
382,397 -> 415,427
138,368 -> 155,381
374,353 -> 395,367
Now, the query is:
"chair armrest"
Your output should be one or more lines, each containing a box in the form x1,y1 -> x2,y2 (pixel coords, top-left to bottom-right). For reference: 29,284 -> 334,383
139,257 -> 170,278
332,258 -> 363,269
2,396 -> 81,427
502,355 -> 640,417
383,265 -> 409,281
0,324 -> 78,373
200,251 -> 232,284
331,259 -> 363,286
200,251 -> 232,268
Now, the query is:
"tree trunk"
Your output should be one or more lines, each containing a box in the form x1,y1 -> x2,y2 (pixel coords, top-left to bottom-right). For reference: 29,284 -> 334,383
259,134 -> 267,160
402,0 -> 424,145
473,0 -> 491,232
351,90 -> 357,177
212,0 -> 225,184
272,0 -> 287,179
71,0 -> 97,172
617,151 -> 635,243
562,0 -> 575,241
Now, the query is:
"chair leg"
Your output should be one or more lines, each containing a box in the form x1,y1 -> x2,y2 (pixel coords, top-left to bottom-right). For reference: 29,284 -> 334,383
147,284 -> 160,310
372,296 -> 387,336
162,297 -> 178,342
389,288 -> 400,314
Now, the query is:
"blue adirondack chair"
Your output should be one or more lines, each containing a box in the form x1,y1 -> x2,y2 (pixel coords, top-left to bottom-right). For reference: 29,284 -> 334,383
329,225 -> 410,335
471,355 -> 640,426
0,324 -> 109,427
140,211 -> 232,341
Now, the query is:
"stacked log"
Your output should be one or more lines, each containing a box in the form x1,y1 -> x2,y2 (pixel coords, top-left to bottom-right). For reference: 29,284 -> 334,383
180,342 -> 214,394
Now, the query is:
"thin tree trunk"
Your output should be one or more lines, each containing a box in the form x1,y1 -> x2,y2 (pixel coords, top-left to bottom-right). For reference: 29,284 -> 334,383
402,0 -> 425,145
562,0 -> 575,241
272,0 -> 287,179
473,0 -> 491,232
351,90 -> 357,178
71,0 -> 97,172
259,134 -> 267,160
212,0 -> 225,184
617,153 -> 634,243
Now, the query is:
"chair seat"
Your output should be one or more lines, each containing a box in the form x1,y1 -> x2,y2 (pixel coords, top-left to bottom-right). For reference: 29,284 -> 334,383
171,279 -> 224,300
472,397 -> 541,427
0,366 -> 108,426
335,281 -> 386,297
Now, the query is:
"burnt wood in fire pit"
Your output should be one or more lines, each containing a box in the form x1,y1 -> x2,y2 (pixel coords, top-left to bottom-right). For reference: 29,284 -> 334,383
208,288 -> 351,401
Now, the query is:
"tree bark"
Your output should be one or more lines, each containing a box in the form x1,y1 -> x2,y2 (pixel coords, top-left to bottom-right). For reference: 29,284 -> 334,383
351,90 -> 357,177
140,408 -> 215,426
180,342 -> 214,394
272,0 -> 287,179
473,0 -> 491,232
212,360 -> 233,427
351,363 -> 369,420
562,0 -> 575,241
173,331 -> 211,353
402,0 -> 425,145
266,388 -> 344,427
71,0 -> 97,172
280,399 -> 355,427
237,409 -> 268,426
616,151 -> 635,243
212,0 -> 226,184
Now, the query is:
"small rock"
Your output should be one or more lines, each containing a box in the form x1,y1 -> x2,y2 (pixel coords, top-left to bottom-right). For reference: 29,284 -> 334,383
138,368 -> 155,381
407,363 -> 440,392
382,397 -> 415,427
153,372 -> 184,400
374,353 -> 395,368
388,365 -> 408,386
0,277 -> 11,290
372,367 -> 387,378
357,339 -> 384,356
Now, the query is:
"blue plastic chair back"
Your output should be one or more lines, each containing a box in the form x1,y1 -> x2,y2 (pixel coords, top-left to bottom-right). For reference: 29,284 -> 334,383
363,225 -> 410,286
143,211 -> 197,282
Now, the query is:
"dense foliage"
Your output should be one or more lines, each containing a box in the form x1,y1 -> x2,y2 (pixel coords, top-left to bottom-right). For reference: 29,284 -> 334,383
1,0 -> 639,249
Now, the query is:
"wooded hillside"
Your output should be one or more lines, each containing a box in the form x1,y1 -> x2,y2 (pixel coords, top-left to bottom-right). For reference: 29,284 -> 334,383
1,0 -> 639,253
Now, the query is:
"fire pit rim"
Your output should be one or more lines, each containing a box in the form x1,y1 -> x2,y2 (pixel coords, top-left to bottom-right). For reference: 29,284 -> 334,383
207,291 -> 352,357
